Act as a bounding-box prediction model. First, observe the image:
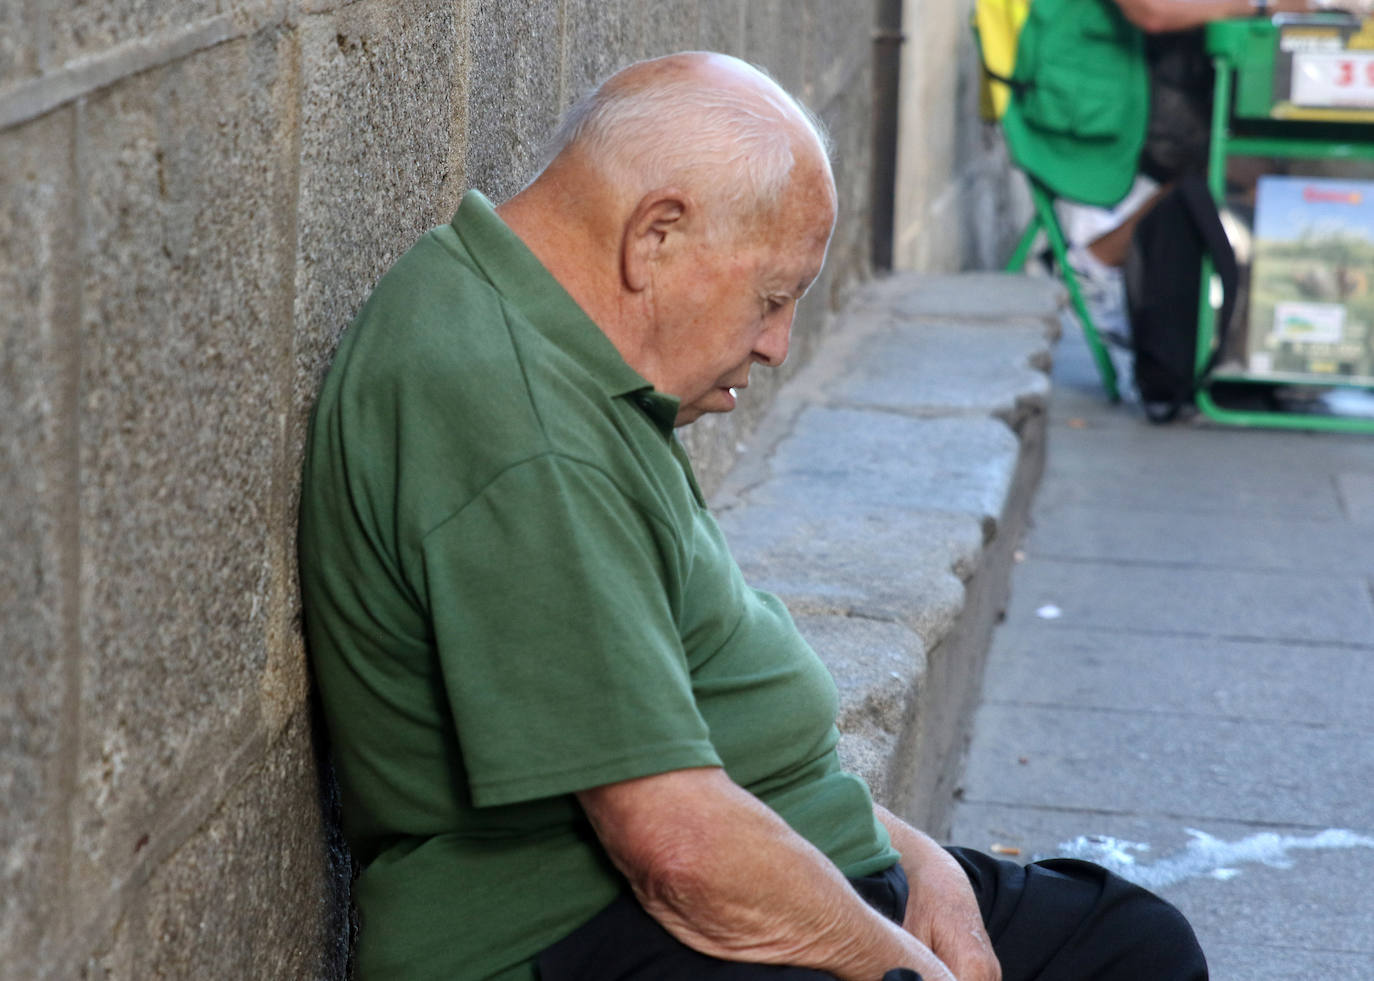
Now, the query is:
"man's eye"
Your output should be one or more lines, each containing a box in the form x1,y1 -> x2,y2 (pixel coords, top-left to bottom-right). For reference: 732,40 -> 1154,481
765,297 -> 786,314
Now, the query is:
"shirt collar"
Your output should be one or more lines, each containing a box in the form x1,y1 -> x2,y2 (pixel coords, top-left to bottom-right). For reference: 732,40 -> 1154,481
450,190 -> 681,435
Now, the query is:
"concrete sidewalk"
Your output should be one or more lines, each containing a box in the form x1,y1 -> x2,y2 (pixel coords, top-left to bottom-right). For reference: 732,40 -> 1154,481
951,325 -> 1374,978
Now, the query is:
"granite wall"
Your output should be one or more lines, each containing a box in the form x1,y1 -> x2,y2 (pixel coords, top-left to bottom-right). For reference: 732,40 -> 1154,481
0,1 -> 1016,976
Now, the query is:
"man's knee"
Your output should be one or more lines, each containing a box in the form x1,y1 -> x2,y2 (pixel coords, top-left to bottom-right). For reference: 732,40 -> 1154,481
1107,876 -> 1207,978
1032,858 -> 1207,980
951,849 -> 1207,980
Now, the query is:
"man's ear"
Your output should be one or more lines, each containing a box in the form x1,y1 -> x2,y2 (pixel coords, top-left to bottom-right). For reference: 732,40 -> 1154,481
621,189 -> 690,293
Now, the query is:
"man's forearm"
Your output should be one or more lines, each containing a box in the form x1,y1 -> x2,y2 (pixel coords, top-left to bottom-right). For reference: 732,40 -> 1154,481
1115,0 -> 1321,33
579,769 -> 954,981
873,805 -> 951,890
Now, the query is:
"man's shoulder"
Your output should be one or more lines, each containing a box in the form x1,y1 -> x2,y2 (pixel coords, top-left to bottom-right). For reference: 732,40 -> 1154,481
314,225 -> 537,461
330,225 -> 527,401
358,225 -> 504,340
311,215 -> 685,538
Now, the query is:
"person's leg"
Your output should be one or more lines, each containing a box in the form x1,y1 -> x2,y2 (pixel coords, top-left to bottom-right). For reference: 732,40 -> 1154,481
949,847 -> 1208,981
1051,177 -> 1165,347
1086,185 -> 1170,268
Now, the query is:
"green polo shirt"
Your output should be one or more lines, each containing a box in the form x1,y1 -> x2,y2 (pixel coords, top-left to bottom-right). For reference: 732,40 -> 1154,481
298,190 -> 898,980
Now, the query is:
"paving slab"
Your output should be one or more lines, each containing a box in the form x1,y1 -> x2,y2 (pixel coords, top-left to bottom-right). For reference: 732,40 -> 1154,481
952,319 -> 1374,980
976,624 -> 1374,730
954,800 -> 1374,866
1169,847 -> 1374,958
953,800 -> 1229,865
959,702 -> 1374,827
1036,416 -> 1374,479
1001,557 -> 1374,646
1204,944 -> 1374,981
950,803 -> 1374,974
1040,335 -> 1140,426
1024,501 -> 1374,576
1033,425 -> 1365,521
1335,471 -> 1374,524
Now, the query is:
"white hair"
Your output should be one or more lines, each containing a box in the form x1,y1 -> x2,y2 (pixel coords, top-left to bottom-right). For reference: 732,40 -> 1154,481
541,54 -> 832,223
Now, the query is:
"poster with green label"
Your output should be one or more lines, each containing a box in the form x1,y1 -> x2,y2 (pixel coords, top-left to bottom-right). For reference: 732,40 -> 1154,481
1246,175 -> 1374,384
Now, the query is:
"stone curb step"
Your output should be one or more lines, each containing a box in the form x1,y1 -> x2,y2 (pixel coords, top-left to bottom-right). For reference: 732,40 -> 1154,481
712,272 -> 1064,837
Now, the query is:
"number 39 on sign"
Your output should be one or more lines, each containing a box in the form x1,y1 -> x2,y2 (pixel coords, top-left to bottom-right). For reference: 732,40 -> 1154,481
1291,50 -> 1374,108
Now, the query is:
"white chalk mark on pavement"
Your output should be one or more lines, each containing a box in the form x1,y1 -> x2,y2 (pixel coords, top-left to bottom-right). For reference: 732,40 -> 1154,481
1050,828 -> 1374,891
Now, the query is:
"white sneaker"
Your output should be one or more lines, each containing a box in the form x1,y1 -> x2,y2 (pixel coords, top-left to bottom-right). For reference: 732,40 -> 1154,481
1066,244 -> 1130,348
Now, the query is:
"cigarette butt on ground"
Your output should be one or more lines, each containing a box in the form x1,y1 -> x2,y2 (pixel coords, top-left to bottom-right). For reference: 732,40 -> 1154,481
990,843 -> 1022,856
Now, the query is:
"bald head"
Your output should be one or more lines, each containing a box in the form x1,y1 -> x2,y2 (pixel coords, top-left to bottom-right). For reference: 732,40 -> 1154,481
496,53 -> 837,418
540,52 -> 834,230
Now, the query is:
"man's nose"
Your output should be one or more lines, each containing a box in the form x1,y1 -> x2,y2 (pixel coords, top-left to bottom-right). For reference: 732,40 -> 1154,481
753,311 -> 793,367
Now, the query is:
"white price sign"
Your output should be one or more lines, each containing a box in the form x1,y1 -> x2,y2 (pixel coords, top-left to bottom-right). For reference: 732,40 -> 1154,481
1291,50 -> 1374,108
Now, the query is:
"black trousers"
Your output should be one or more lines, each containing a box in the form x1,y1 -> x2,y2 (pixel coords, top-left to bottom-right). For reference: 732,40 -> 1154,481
536,848 -> 1208,981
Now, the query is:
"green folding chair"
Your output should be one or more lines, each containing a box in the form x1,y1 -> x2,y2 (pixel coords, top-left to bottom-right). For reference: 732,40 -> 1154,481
975,0 -> 1150,400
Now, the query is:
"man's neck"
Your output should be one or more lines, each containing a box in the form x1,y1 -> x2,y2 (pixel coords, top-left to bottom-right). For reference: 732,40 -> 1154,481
496,181 -> 649,378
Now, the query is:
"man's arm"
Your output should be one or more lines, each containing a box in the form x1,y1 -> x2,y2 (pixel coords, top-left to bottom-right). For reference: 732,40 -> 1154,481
1113,0 -> 1322,34
873,806 -> 1001,981
578,767 -> 955,981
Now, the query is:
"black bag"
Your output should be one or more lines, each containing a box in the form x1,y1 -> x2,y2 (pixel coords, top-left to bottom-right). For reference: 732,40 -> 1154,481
1140,29 -> 1214,183
1123,175 -> 1239,422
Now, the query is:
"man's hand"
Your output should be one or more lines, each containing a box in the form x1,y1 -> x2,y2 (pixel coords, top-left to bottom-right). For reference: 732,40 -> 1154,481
578,767 -> 957,981
874,806 -> 1001,981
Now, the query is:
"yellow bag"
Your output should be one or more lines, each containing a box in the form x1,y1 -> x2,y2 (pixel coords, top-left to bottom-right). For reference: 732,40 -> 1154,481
973,0 -> 1032,121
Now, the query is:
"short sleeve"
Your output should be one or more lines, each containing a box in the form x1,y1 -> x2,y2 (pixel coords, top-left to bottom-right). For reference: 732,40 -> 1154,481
422,452 -> 722,808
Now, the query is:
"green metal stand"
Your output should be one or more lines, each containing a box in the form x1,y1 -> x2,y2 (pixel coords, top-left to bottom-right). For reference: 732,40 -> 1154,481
1194,18 -> 1374,433
1006,178 -> 1121,402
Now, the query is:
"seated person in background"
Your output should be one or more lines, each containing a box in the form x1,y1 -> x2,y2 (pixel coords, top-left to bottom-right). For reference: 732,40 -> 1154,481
299,51 -> 1209,981
1065,0 -> 1373,336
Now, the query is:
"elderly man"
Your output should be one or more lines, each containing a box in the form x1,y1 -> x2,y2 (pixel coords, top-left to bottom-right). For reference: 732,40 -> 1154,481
299,53 -> 1206,981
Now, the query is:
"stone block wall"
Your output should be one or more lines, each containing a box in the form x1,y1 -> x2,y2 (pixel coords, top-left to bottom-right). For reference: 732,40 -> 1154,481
1,0 -> 1019,976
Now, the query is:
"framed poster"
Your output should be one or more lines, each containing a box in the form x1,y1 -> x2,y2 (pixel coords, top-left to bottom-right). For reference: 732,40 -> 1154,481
1246,175 -> 1374,384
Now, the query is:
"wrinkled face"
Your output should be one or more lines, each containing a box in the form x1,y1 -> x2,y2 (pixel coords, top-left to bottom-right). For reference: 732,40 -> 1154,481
650,177 -> 836,427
